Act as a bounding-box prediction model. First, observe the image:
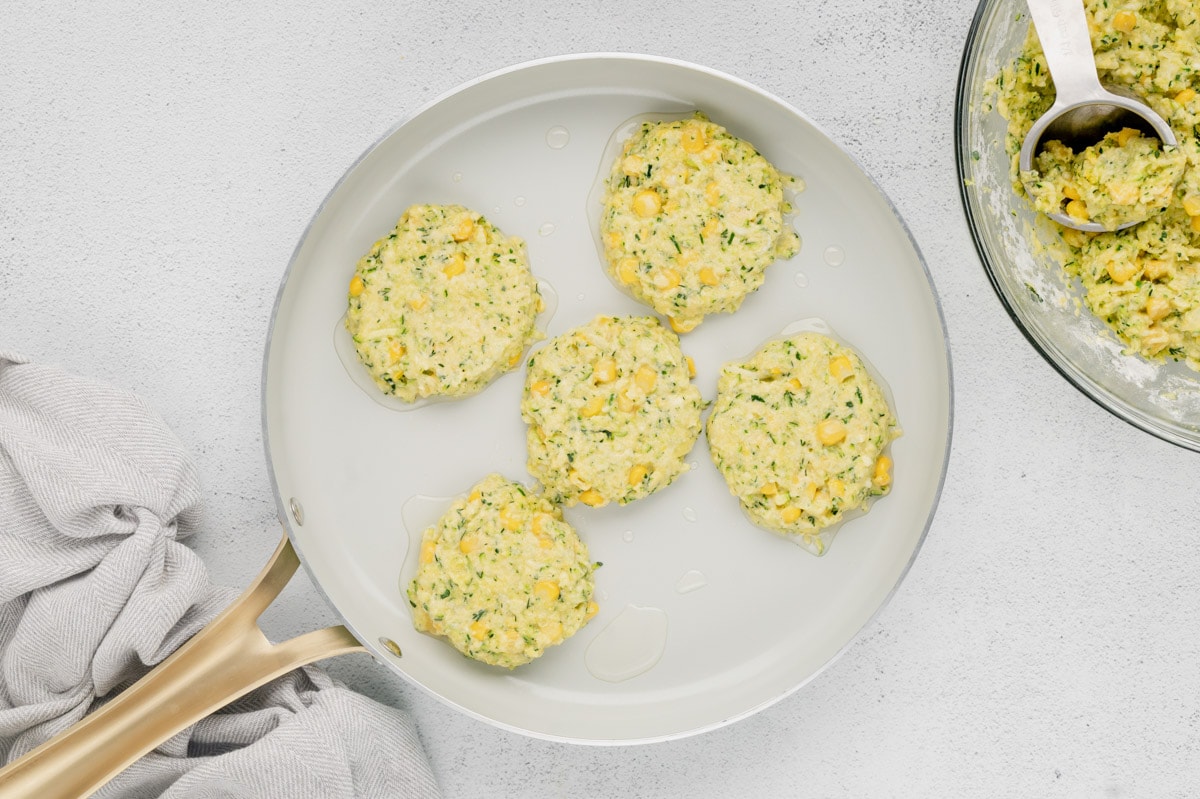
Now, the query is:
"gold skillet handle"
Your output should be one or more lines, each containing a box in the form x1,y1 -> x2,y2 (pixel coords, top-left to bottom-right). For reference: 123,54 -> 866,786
0,534 -> 365,799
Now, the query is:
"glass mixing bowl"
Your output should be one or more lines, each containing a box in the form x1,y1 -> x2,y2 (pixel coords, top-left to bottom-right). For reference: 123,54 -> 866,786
956,0 -> 1200,452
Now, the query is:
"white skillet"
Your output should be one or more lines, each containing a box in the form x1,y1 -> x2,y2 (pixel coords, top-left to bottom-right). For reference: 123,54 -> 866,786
0,53 -> 952,798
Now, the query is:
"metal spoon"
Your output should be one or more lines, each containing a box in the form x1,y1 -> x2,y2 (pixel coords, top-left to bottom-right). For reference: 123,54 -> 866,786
1018,0 -> 1177,232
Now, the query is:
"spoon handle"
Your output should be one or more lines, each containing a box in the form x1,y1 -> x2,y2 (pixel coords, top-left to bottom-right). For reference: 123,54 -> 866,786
1026,0 -> 1105,102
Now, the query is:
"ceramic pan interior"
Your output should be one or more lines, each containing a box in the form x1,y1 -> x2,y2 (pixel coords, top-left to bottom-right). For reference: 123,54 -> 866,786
263,53 -> 952,743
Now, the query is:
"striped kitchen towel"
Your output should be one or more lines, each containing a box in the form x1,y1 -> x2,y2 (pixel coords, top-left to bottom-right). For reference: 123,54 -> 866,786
0,353 -> 441,798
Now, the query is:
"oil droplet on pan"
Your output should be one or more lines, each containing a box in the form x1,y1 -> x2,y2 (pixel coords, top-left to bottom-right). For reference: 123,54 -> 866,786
674,570 -> 707,594
451,171 -> 463,183
823,245 -> 845,267
585,604 -> 668,683
794,271 -> 809,288
538,222 -> 556,237
546,125 -> 570,149
622,530 -> 634,543
682,507 -> 698,523
514,196 -> 527,207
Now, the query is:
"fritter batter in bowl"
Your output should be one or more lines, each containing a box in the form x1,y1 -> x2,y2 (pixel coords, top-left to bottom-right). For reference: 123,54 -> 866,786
995,1 -> 1200,368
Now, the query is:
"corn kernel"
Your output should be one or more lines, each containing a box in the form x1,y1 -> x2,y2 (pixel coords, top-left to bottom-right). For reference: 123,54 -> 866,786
585,601 -> 600,620
419,538 -> 437,565
443,252 -> 466,277
388,341 -> 406,362
704,182 -> 721,206
581,396 -> 606,417
701,217 -> 720,238
1143,259 -> 1172,280
508,350 -> 522,368
1109,182 -> 1138,205
1183,196 -> 1200,217
1065,200 -> 1089,221
780,506 -> 802,524
579,489 -> 605,507
594,358 -> 617,383
1145,295 -> 1171,321
1115,127 -> 1140,147
348,275 -> 365,297
532,513 -> 553,537
538,536 -> 555,549
452,217 -> 476,242
468,490 -> 481,503
1105,259 -> 1138,283
817,418 -> 846,446
873,455 -> 893,488
531,379 -> 551,396
533,580 -> 560,601
828,355 -> 855,382
681,123 -> 707,153
498,506 -> 522,532
1113,11 -> 1137,33
787,377 -> 803,391
699,267 -> 720,286
544,620 -> 564,643
1062,184 -> 1081,201
618,258 -> 639,285
760,482 -> 778,496
685,355 -> 696,378
469,620 -> 488,640
628,464 -> 649,486
1142,326 -> 1171,352
409,295 -> 428,310
1192,214 -> 1200,233
1176,88 -> 1197,104
633,190 -> 662,218
622,154 -> 646,176
617,390 -> 638,413
668,316 -> 697,333
654,268 -> 681,290
459,535 -> 477,554
634,365 -> 658,392
828,479 -> 846,498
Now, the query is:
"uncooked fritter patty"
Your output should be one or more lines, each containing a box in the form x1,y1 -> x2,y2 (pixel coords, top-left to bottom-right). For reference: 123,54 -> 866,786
599,115 -> 800,333
706,332 -> 899,552
345,203 -> 541,402
406,473 -> 596,669
521,315 -> 703,507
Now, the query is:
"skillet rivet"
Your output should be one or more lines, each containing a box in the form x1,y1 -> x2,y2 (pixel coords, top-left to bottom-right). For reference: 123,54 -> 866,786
379,637 -> 403,658
289,498 -> 304,526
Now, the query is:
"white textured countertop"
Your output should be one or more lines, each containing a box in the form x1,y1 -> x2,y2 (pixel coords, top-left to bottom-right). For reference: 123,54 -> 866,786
3,1 -> 1199,796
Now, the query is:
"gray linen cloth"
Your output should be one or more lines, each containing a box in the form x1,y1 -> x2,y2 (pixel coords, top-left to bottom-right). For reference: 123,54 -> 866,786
0,353 -> 441,798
